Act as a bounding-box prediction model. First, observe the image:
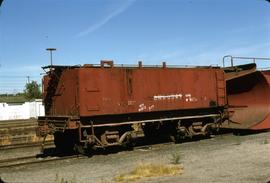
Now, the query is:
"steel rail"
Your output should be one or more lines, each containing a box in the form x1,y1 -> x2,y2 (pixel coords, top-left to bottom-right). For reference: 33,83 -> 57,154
0,123 -> 36,128
0,154 -> 83,169
0,140 -> 54,151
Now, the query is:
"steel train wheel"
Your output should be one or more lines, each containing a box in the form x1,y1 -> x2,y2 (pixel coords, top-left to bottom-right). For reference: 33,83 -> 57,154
54,131 -> 78,154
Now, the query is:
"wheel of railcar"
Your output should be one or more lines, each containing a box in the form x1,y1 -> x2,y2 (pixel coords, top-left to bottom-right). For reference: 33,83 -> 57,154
142,124 -> 160,143
202,123 -> 214,138
54,131 -> 77,154
54,132 -> 64,151
73,143 -> 92,155
169,134 -> 177,142
170,132 -> 187,143
166,123 -> 178,142
122,137 -> 136,150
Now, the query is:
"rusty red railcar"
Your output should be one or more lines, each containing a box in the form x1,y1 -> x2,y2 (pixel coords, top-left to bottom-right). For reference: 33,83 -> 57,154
37,61 -> 227,152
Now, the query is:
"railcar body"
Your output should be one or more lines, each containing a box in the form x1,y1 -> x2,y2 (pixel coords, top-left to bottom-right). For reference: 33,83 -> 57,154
37,61 -> 227,152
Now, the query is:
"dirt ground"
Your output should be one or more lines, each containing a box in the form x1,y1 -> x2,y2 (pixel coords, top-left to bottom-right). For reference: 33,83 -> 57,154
1,131 -> 270,183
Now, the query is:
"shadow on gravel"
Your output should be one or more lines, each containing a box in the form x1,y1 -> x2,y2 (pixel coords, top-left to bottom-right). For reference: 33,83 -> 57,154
36,146 -> 132,159
231,129 -> 270,136
0,177 -> 7,183
36,147 -> 79,158
36,136 -> 217,158
217,128 -> 270,136
36,137 -> 175,158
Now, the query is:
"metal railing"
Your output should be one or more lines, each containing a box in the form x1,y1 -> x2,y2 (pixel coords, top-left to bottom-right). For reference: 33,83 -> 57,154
223,55 -> 270,67
82,60 -> 219,69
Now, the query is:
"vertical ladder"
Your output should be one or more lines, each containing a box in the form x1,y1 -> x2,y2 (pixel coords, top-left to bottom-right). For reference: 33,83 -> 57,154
216,71 -> 226,106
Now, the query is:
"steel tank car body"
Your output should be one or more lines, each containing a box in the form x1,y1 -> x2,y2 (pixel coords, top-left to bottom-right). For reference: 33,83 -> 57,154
43,61 -> 226,118
37,61 -> 227,151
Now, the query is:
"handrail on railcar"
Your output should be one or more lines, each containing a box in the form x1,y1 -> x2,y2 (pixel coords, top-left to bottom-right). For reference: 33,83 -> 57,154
42,63 -> 219,71
223,55 -> 270,67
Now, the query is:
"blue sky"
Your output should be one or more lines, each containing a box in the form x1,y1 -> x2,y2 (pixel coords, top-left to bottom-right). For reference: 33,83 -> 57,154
0,0 -> 270,93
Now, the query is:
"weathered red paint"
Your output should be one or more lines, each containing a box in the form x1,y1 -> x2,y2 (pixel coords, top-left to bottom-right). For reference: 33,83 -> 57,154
43,64 -> 226,118
250,70 -> 270,130
226,70 -> 270,129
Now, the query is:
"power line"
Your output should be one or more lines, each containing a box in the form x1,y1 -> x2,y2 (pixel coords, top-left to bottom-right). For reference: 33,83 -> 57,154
0,75 -> 42,94
0,75 -> 41,78
26,76 -> 30,84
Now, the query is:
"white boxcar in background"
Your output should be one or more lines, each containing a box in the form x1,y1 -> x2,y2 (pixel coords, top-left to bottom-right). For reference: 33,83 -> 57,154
0,99 -> 44,120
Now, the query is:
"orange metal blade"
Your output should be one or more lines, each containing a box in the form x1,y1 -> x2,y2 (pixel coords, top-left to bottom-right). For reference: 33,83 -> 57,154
227,71 -> 270,129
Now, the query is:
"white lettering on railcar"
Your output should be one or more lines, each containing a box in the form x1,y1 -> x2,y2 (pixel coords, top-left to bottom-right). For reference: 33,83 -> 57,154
148,105 -> 155,111
153,94 -> 183,101
138,103 -> 155,112
153,93 -> 198,102
127,100 -> 136,106
138,103 -> 147,112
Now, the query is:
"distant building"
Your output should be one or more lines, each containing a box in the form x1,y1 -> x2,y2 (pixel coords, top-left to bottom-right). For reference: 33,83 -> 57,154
0,99 -> 44,120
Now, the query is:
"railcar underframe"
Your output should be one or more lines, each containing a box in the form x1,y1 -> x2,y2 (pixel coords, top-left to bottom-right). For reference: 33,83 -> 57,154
38,108 -> 225,152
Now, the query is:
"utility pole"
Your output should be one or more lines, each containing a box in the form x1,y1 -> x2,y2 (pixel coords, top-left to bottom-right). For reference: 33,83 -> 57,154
46,48 -> 56,69
26,76 -> 30,84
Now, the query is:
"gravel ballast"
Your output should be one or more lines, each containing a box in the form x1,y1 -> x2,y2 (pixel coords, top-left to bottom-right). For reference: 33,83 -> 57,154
1,132 -> 270,183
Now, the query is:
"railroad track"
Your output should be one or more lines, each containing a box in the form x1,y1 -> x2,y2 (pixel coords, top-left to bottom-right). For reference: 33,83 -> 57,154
133,141 -> 174,151
0,119 -> 37,129
0,119 -> 54,148
0,119 -> 36,123
0,132 -> 236,169
0,154 -> 84,169
0,133 -> 236,170
0,140 -> 54,151
0,142 -> 173,169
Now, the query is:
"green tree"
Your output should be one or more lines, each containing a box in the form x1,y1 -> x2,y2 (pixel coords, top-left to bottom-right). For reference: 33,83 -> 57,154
24,81 -> 42,100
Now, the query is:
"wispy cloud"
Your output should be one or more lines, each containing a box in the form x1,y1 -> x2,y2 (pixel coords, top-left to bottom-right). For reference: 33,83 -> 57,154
182,42 -> 270,66
134,42 -> 270,67
75,0 -> 136,38
133,44 -> 210,65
